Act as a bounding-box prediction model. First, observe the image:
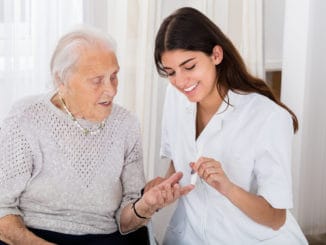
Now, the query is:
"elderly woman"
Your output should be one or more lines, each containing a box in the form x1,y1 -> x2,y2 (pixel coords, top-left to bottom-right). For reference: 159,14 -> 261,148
0,28 -> 193,245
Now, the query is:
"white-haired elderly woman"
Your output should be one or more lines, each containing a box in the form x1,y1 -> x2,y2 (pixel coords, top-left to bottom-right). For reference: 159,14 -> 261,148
0,27 -> 194,245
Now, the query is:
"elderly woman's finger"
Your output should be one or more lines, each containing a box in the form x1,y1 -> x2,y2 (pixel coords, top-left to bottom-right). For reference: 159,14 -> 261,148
142,172 -> 194,210
163,185 -> 174,203
144,177 -> 165,193
179,184 -> 194,196
172,183 -> 181,199
161,172 -> 183,186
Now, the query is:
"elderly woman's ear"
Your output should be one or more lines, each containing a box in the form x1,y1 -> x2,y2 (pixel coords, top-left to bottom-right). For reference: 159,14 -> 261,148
54,73 -> 64,89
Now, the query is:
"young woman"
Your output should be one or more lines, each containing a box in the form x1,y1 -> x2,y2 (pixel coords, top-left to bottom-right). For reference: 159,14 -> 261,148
153,7 -> 307,244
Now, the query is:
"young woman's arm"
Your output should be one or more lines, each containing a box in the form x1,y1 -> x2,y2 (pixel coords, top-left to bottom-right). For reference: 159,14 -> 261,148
225,184 -> 286,230
165,161 -> 176,178
192,158 -> 286,230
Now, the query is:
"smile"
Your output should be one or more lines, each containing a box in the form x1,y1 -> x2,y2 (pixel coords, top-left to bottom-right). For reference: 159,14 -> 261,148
184,82 -> 199,92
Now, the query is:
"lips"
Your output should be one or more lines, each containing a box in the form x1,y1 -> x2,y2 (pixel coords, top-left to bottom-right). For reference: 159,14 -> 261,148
98,101 -> 112,107
184,82 -> 199,92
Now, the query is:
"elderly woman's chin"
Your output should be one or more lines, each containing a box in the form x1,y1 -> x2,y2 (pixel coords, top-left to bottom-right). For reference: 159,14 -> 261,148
77,104 -> 112,122
92,106 -> 113,122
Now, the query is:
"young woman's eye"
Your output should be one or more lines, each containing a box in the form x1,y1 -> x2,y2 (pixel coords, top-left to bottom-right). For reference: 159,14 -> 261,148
185,64 -> 196,70
166,71 -> 175,77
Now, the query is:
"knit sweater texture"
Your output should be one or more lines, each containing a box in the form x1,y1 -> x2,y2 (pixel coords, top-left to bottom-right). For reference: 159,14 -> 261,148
0,92 -> 145,235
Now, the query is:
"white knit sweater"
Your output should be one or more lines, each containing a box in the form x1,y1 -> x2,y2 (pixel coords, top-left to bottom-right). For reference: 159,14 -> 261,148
0,92 -> 145,235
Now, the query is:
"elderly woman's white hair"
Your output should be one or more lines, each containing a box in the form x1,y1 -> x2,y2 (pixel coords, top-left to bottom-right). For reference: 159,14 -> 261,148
50,26 -> 117,88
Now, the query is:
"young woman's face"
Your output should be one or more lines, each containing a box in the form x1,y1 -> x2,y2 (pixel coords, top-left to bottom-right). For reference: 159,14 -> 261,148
59,44 -> 119,122
161,46 -> 222,103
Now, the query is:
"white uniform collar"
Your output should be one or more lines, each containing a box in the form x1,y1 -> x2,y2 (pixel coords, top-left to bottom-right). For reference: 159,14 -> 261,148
184,89 -> 245,115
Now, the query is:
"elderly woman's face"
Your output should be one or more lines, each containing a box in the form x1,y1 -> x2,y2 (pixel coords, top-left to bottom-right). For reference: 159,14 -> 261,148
59,45 -> 119,122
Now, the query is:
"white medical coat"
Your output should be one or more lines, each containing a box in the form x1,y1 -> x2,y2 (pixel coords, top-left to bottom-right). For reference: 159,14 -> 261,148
160,85 -> 307,245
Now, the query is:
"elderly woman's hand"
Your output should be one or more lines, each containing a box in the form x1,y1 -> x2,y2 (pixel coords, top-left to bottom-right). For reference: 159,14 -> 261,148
143,176 -> 166,193
135,172 -> 194,218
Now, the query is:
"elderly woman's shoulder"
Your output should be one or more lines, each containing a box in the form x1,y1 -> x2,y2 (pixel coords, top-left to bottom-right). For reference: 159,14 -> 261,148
112,103 -> 141,127
6,93 -> 48,119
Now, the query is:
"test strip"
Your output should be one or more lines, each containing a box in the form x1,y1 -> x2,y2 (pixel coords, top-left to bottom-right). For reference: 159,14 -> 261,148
190,171 -> 198,185
190,146 -> 202,185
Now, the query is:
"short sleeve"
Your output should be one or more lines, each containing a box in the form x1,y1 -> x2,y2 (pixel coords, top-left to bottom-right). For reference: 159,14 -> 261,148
254,109 -> 294,209
160,84 -> 174,160
0,114 -> 33,219
115,117 -> 146,233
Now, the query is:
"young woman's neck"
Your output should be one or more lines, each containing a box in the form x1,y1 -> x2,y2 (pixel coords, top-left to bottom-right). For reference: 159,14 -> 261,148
198,86 -> 224,116
196,87 -> 225,137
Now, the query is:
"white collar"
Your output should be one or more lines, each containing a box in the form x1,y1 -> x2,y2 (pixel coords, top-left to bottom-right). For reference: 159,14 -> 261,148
184,89 -> 246,115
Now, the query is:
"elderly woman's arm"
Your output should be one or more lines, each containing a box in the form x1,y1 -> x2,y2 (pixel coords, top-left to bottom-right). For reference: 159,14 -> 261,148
0,215 -> 55,245
118,118 -> 193,233
119,172 -> 193,232
0,108 -> 55,245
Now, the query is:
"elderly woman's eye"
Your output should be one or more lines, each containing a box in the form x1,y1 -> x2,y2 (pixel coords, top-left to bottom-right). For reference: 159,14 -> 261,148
92,76 -> 103,84
110,73 -> 118,82
110,74 -> 118,81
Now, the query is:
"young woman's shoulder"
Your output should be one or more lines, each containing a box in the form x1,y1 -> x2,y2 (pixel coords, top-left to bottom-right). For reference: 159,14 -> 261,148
249,92 -> 290,118
244,93 -> 293,134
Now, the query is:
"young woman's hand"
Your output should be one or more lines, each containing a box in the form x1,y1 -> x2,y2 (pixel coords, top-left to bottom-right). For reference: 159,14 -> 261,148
191,157 -> 235,196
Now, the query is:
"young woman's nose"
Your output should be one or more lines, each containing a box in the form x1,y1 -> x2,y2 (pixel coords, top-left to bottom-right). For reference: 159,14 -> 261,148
173,72 -> 188,88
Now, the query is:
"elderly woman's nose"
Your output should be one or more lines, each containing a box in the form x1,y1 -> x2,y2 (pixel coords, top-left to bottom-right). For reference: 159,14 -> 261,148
103,79 -> 117,96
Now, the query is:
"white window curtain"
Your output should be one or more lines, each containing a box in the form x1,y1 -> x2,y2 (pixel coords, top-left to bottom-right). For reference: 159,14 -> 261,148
241,0 -> 264,79
0,0 -> 265,179
0,0 -> 83,123
282,0 -> 326,236
103,0 -> 163,180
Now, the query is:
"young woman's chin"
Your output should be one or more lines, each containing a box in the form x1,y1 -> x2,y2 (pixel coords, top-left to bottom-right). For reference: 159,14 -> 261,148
183,88 -> 204,102
185,94 -> 202,103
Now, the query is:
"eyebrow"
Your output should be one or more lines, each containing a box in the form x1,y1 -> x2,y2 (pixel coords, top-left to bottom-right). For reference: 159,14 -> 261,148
87,66 -> 120,78
163,57 -> 196,70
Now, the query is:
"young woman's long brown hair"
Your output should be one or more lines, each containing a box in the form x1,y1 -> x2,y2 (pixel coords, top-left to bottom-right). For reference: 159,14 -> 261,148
154,7 -> 298,132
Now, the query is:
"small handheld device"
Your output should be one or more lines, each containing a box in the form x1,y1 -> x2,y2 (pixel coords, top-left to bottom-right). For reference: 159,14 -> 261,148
190,146 -> 202,185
